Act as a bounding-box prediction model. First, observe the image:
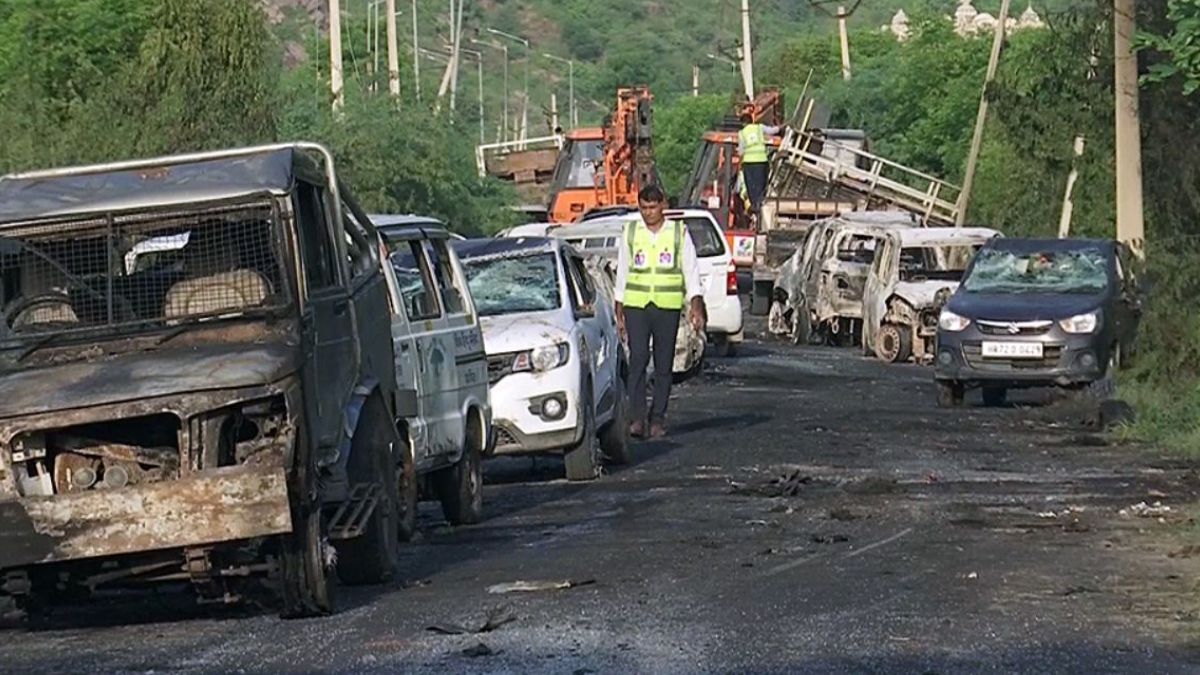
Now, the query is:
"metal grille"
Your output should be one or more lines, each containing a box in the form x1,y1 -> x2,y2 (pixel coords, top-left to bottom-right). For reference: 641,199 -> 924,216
977,320 -> 1054,337
0,201 -> 288,343
962,343 -> 1064,370
493,427 -> 518,449
487,352 -> 518,384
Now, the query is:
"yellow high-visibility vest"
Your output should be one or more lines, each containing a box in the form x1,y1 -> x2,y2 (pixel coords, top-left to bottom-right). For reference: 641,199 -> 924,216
623,219 -> 685,310
739,123 -> 769,164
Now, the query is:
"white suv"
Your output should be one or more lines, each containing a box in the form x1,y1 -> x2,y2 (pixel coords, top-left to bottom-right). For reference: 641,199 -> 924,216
558,208 -> 744,355
452,237 -> 630,481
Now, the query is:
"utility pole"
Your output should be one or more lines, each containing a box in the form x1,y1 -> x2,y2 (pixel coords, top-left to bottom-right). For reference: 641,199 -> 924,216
373,0 -> 382,90
330,0 -> 345,111
551,93 -> 559,134
386,0 -> 400,98
435,1 -> 456,110
838,6 -> 852,80
740,0 -> 755,99
488,28 -> 530,148
474,39 -> 509,142
411,0 -> 421,101
450,0 -> 465,113
1059,135 -> 1086,238
955,0 -> 1011,225
543,53 -> 575,129
693,64 -> 700,96
1114,0 -> 1145,257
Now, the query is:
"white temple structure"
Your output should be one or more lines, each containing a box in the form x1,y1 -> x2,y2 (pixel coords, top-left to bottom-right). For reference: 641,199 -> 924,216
882,1 -> 1044,41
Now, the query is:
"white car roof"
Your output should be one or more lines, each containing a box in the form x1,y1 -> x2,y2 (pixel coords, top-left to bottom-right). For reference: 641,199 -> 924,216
897,227 -> 1001,246
500,222 -> 559,238
560,209 -> 720,238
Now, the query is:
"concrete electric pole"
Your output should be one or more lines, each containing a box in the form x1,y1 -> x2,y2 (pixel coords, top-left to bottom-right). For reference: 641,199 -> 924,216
1114,0 -> 1145,257
386,0 -> 400,98
329,0 -> 345,111
838,6 -> 852,80
956,0 -> 1011,225
740,0 -> 755,99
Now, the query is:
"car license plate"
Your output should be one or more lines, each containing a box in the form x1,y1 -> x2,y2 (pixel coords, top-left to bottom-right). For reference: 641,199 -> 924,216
981,341 -> 1043,359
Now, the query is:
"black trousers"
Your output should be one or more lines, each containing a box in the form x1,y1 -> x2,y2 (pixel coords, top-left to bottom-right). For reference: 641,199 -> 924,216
625,304 -> 681,424
743,161 -> 769,211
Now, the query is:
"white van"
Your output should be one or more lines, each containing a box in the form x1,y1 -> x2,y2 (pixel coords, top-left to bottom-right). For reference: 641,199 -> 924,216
552,208 -> 745,355
375,219 -> 492,533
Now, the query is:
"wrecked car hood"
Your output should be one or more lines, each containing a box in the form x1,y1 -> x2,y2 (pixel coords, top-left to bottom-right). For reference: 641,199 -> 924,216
0,343 -> 298,419
479,310 -> 574,355
947,291 -> 1106,321
893,280 -> 961,308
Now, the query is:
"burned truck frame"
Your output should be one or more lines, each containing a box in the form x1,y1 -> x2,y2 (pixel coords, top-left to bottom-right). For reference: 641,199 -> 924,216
0,144 -> 403,618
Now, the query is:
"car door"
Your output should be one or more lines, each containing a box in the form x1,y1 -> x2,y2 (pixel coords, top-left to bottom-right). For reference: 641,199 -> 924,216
862,234 -> 895,351
423,235 -> 485,452
379,243 -> 422,429
340,199 -> 395,405
294,179 -> 358,456
562,247 -> 613,420
389,235 -> 451,465
1113,243 -> 1143,356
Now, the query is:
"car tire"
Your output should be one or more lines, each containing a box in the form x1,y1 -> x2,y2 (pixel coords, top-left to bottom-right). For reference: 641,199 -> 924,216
280,497 -> 336,618
936,381 -> 965,408
981,386 -> 1008,407
336,401 -> 401,586
600,381 -> 633,465
395,433 -> 418,543
434,421 -> 484,526
565,386 -> 601,481
792,306 -> 813,346
876,323 -> 912,363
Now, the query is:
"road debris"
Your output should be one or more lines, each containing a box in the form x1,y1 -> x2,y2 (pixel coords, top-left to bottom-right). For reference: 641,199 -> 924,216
1037,506 -> 1085,519
843,476 -> 901,495
730,468 -> 818,497
486,579 -> 596,594
461,643 -> 498,658
966,572 -> 978,580
828,507 -> 865,521
810,533 -> 850,544
1119,501 -> 1173,518
427,604 -> 518,635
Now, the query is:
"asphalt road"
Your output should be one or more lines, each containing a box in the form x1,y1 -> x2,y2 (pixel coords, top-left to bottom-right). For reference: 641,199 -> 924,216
3,331 -> 1200,674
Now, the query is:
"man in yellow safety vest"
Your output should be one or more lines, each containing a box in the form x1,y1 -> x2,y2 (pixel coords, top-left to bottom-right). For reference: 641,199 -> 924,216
615,184 -> 706,439
737,111 -> 781,223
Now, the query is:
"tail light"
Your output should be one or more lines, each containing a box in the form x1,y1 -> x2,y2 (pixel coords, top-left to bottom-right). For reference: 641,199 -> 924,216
726,262 -> 739,295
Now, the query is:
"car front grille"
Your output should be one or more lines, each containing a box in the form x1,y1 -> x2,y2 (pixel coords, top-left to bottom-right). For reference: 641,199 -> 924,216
487,353 -> 518,384
493,427 -> 518,448
976,319 -> 1054,337
962,342 -> 1064,370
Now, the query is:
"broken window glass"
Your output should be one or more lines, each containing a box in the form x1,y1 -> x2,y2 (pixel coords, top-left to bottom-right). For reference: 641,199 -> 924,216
963,247 -> 1110,294
459,252 -> 562,316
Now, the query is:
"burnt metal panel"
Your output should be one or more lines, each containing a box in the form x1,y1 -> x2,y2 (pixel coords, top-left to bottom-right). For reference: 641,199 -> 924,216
0,464 -> 292,569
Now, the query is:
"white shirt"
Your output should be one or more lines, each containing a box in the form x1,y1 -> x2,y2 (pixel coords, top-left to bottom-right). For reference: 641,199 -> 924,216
614,219 -> 702,304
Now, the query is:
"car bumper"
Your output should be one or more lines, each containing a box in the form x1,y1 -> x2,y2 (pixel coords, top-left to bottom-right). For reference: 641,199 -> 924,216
706,294 -> 744,337
0,465 -> 292,571
487,366 -> 583,456
933,326 -> 1110,387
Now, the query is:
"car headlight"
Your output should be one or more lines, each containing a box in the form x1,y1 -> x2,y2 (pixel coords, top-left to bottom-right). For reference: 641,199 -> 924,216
938,310 -> 971,332
1059,311 -> 1099,334
514,342 -> 570,373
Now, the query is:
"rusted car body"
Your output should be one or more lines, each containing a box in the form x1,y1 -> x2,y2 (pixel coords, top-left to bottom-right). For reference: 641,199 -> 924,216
0,144 -> 404,618
771,211 -> 916,345
862,227 -> 1001,363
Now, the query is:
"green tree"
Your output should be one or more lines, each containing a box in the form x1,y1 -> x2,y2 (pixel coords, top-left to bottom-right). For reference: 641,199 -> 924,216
652,94 -> 732,196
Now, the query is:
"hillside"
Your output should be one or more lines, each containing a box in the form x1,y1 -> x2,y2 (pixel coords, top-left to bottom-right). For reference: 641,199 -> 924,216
263,0 -> 1074,135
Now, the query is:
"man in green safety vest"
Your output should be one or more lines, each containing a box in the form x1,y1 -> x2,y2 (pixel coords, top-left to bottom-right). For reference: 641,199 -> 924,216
615,184 -> 706,440
737,111 -> 781,225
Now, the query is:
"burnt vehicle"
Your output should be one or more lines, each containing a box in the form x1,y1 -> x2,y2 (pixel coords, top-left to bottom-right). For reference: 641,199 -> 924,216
933,238 -> 1142,407
862,227 -> 1000,363
0,144 -> 406,618
770,211 -> 915,346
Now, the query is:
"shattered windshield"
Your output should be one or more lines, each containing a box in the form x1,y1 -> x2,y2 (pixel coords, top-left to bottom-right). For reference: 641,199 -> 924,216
963,247 -> 1110,294
0,201 -> 287,347
460,252 -> 562,316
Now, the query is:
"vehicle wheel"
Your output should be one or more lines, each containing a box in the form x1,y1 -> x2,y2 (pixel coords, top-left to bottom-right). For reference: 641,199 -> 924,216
395,433 -> 418,542
981,386 -> 1008,407
565,387 -> 601,481
1089,350 -> 1119,400
600,380 -> 633,465
875,323 -> 912,363
434,418 -> 484,526
337,398 -> 400,586
936,381 -> 965,408
791,306 -> 813,346
280,499 -> 336,618
750,282 -> 772,316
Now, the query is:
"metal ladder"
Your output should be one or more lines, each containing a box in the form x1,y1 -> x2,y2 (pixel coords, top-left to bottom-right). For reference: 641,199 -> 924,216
769,128 -> 962,226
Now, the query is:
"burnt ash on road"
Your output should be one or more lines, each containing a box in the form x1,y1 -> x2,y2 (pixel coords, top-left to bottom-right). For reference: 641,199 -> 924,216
3,333 -> 1200,674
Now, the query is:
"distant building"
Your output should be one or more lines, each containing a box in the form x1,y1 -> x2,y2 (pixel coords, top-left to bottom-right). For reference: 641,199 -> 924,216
881,1 -> 1044,41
